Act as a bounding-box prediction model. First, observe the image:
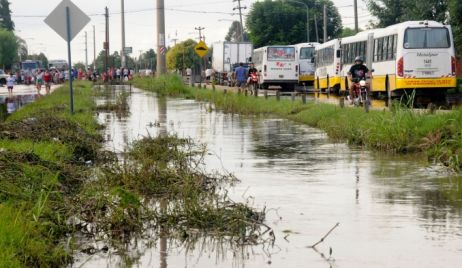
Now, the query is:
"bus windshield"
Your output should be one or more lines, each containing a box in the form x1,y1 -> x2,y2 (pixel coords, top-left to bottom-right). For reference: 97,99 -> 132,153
404,27 -> 450,49
299,47 -> 315,60
22,62 -> 38,70
267,47 -> 295,61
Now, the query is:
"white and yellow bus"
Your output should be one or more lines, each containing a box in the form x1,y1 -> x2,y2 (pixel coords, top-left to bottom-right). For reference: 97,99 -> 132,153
370,21 -> 457,98
319,21 -> 457,98
295,42 -> 320,86
338,30 -> 374,93
314,39 -> 342,93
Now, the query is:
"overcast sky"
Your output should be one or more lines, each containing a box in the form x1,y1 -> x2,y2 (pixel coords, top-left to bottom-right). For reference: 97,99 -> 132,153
11,0 -> 372,63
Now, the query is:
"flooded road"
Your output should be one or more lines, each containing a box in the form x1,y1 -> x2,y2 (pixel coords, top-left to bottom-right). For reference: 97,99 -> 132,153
76,86 -> 462,267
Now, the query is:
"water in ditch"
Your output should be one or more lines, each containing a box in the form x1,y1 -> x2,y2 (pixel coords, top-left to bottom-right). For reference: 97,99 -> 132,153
74,86 -> 462,268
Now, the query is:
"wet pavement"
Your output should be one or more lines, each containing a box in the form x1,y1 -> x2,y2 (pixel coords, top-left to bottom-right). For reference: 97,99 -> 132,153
74,86 -> 462,268
0,84 -> 61,119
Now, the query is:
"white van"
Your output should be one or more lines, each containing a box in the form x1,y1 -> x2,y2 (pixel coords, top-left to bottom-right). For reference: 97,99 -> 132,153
253,46 -> 299,91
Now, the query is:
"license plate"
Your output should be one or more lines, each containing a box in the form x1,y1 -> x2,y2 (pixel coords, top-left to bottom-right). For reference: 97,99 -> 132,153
421,71 -> 435,76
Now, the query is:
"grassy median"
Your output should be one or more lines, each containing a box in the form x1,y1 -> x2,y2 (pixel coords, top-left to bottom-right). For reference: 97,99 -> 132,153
133,75 -> 462,171
0,81 -> 100,266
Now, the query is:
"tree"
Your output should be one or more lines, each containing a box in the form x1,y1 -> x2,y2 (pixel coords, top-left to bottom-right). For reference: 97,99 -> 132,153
225,21 -> 249,42
246,0 -> 342,47
0,0 -> 14,31
341,27 -> 361,38
0,29 -> 18,69
449,0 -> 462,54
73,62 -> 86,71
138,49 -> 157,70
16,36 -> 28,61
166,39 -> 200,71
366,0 -> 449,28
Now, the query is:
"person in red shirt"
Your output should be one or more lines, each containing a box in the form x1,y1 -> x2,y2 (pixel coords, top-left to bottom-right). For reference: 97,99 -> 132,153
43,70 -> 52,95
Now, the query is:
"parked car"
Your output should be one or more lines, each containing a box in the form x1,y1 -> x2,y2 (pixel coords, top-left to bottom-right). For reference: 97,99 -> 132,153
0,69 -> 9,86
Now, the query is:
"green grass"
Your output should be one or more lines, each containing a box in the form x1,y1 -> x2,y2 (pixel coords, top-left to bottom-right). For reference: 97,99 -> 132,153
8,82 -> 99,136
0,81 -> 98,267
133,75 -> 462,171
0,140 -> 72,163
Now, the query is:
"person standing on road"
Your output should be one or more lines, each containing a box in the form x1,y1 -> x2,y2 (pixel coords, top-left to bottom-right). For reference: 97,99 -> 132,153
6,72 -> 15,96
234,63 -> 248,90
116,68 -> 121,81
36,70 -> 44,95
43,70 -> 52,95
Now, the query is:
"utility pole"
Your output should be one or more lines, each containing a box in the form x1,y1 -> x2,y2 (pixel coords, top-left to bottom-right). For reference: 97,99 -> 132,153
194,27 -> 205,87
354,0 -> 359,33
323,4 -> 327,43
121,0 -> 126,68
233,0 -> 246,42
156,0 -> 167,75
195,26 -> 205,41
93,25 -> 96,70
104,7 -> 109,71
84,31 -> 88,70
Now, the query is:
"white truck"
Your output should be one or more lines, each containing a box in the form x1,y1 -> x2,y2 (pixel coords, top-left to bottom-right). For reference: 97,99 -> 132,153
212,41 -> 253,85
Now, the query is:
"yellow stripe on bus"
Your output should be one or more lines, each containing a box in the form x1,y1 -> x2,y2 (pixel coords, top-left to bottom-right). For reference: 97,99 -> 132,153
395,77 -> 457,89
316,77 -> 341,90
299,75 -> 315,82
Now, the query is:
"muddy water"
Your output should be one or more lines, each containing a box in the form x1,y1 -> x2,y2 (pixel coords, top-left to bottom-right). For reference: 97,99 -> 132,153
76,87 -> 462,268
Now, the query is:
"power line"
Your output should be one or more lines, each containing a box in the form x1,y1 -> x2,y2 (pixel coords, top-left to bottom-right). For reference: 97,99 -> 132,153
12,7 -> 238,18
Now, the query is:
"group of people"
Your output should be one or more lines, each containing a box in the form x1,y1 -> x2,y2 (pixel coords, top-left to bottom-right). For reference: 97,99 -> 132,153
233,62 -> 258,89
101,67 -> 135,83
2,69 -> 55,97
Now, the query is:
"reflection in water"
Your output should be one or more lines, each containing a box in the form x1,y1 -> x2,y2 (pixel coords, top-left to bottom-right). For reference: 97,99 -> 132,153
76,87 -> 462,268
158,97 -> 168,268
0,94 -> 38,120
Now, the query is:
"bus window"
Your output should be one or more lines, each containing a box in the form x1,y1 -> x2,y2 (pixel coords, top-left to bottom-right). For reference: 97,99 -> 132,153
268,47 -> 295,61
404,27 -> 450,49
300,47 -> 315,60
387,35 -> 394,60
373,39 -> 378,62
383,37 -> 389,61
393,34 -> 398,58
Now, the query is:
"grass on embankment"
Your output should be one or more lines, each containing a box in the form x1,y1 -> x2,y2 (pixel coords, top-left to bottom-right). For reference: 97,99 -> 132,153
133,75 -> 462,171
0,81 -> 100,267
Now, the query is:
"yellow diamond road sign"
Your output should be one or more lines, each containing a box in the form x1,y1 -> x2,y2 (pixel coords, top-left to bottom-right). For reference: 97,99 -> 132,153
195,41 -> 209,58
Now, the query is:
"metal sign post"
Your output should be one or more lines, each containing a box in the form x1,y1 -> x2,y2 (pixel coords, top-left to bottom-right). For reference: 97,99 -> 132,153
66,7 -> 74,114
45,0 -> 90,114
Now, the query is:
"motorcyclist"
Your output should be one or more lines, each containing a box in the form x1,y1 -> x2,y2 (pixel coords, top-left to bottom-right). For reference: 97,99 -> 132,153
247,63 -> 258,85
348,56 -> 371,103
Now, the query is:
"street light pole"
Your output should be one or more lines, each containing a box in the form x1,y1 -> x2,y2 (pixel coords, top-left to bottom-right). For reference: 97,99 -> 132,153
286,0 -> 310,43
